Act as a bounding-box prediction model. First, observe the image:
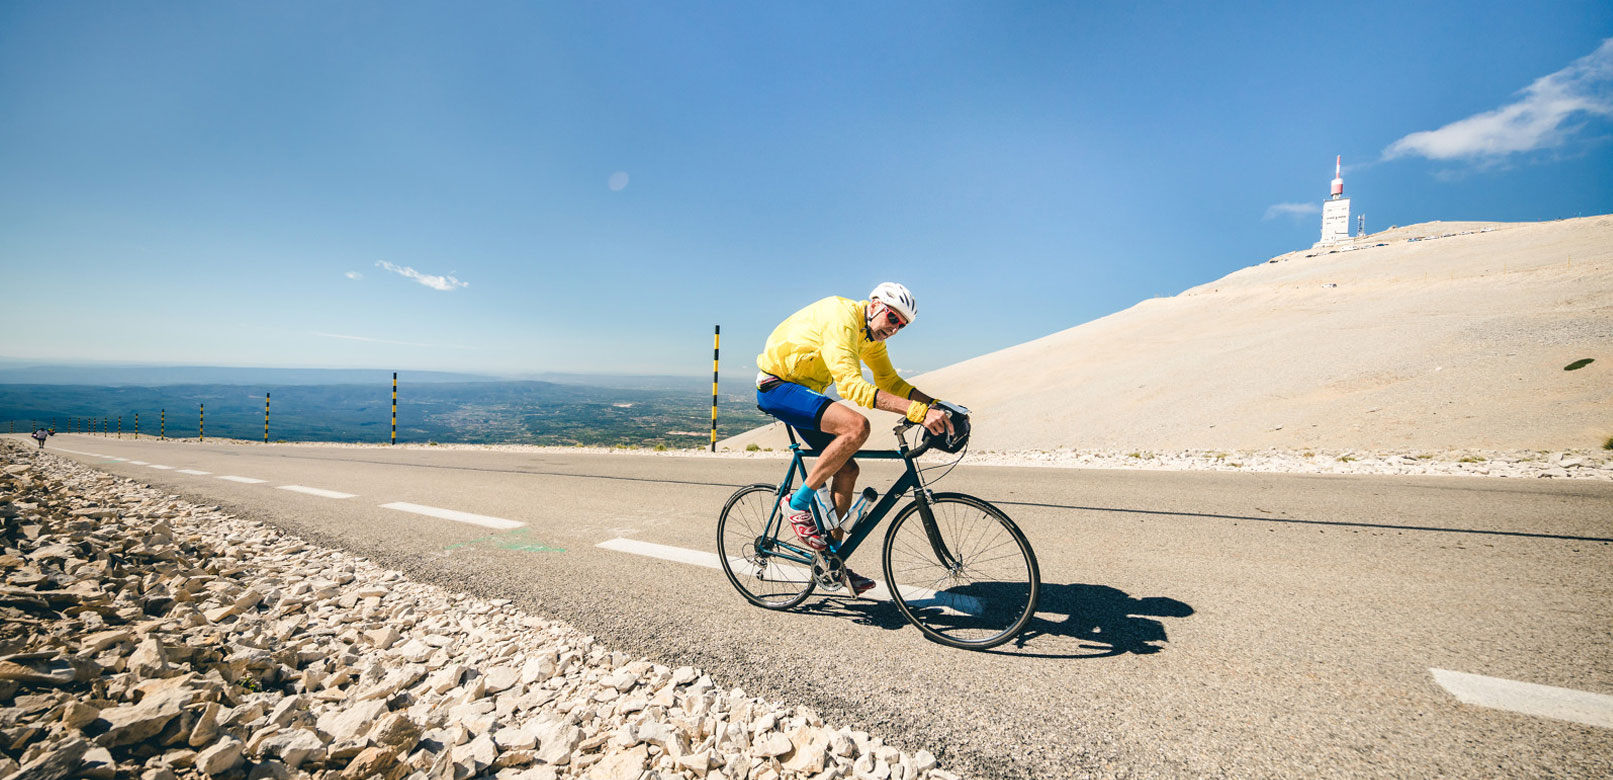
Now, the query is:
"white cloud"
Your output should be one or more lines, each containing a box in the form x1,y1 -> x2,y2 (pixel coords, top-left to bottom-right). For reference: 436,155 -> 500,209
374,261 -> 469,291
311,332 -> 487,351
345,271 -> 363,280
312,331 -> 432,347
1384,38 -> 1613,162
1264,202 -> 1321,220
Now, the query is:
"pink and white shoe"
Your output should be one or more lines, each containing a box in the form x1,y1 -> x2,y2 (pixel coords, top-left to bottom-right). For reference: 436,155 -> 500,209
844,567 -> 876,596
779,496 -> 827,552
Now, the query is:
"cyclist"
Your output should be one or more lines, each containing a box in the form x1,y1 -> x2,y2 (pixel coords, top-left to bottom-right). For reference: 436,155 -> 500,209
32,427 -> 50,449
755,282 -> 953,595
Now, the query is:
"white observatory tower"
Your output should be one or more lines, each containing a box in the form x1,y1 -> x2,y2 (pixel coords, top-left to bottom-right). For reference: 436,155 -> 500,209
1317,155 -> 1351,246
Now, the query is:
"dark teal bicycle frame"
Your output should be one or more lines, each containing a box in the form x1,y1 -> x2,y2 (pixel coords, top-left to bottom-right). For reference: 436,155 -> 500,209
762,428 -> 959,571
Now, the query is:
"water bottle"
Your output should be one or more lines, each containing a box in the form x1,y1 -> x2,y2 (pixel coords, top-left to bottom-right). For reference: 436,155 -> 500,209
842,487 -> 878,532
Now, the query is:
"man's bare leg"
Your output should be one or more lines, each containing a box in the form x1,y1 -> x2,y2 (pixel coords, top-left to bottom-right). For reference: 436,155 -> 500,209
805,402 -> 868,491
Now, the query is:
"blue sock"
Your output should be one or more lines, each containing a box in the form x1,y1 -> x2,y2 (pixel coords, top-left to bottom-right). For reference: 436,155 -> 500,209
790,484 -> 816,511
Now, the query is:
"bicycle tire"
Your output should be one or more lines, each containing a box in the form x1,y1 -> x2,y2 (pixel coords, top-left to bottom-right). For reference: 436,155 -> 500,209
881,492 -> 1040,649
717,483 -> 817,610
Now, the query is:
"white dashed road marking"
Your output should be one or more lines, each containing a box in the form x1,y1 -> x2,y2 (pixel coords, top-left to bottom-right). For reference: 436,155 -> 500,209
148,464 -> 174,470
178,469 -> 211,475
598,538 -> 724,568
217,476 -> 268,484
1431,669 -> 1613,729
595,537 -> 983,614
277,485 -> 357,499
128,460 -> 148,465
380,502 -> 523,530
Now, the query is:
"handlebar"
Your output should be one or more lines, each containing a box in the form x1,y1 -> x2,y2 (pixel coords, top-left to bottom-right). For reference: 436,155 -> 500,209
897,400 -> 970,459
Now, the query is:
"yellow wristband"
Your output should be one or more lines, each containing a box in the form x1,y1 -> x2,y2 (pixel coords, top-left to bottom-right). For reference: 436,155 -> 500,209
906,400 -> 930,424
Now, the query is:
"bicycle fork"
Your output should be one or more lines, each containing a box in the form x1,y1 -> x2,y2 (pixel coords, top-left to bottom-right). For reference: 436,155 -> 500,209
913,489 -> 963,572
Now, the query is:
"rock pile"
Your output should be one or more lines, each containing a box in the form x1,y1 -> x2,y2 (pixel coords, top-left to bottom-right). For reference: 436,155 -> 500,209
0,442 -> 956,780
963,447 -> 1613,480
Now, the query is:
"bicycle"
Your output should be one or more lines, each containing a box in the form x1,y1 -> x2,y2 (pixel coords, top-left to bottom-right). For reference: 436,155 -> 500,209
717,406 -> 1041,649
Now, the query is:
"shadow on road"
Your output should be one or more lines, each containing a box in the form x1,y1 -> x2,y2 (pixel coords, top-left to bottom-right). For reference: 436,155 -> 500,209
1005,583 -> 1194,658
798,582 -> 1194,659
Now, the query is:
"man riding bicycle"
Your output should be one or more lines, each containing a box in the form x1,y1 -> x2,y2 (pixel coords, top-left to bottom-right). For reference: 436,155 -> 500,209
755,282 -> 953,595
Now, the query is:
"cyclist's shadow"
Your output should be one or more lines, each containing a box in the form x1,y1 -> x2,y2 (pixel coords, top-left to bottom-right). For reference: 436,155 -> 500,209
803,582 -> 1193,659
1006,582 -> 1194,658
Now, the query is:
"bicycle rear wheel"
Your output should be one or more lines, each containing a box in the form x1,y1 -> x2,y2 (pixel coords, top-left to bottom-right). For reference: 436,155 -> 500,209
717,484 -> 817,609
882,493 -> 1040,649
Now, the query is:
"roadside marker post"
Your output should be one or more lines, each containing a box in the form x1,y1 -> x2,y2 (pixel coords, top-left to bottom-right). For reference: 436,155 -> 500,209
711,325 -> 720,452
199,404 -> 204,442
161,409 -> 165,440
265,392 -> 270,443
117,416 -> 121,439
134,412 -> 139,440
392,372 -> 398,446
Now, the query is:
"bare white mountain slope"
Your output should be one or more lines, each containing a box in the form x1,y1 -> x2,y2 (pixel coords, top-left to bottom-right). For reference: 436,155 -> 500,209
721,215 -> 1612,454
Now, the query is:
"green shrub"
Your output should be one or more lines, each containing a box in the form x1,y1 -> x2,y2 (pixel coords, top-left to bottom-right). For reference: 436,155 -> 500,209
1336,455 -> 1356,462
1603,436 -> 1612,450
746,443 -> 760,452
654,443 -> 668,452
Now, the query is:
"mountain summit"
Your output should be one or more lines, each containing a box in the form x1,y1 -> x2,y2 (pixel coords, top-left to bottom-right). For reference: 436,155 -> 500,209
724,215 -> 1612,454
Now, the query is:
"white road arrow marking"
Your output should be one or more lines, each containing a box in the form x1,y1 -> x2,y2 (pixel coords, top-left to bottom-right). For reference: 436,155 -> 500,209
1431,668 -> 1613,729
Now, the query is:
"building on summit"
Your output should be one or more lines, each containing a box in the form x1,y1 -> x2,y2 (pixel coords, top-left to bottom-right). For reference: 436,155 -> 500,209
1315,155 -> 1352,247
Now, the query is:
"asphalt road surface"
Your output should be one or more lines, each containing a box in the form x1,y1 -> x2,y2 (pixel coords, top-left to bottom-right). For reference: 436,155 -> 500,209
20,435 -> 1613,779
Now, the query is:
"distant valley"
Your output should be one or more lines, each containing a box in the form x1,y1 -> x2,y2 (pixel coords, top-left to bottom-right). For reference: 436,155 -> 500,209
0,380 -> 772,448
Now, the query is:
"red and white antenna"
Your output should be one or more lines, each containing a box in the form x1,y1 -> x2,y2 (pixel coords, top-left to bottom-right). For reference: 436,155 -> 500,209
1330,155 -> 1344,198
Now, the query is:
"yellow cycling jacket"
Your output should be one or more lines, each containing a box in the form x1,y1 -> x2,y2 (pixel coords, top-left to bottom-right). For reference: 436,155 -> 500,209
757,296 -> 917,411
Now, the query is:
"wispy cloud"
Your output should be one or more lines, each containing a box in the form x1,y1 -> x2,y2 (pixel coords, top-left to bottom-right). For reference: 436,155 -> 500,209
311,332 -> 433,347
345,271 -> 363,280
1384,38 -> 1613,163
1264,202 -> 1321,220
310,332 -> 488,351
374,260 -> 469,291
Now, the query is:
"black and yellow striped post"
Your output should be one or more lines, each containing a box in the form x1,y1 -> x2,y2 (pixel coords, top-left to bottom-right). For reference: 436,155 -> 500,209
391,372 -> 398,446
161,409 -> 165,440
264,392 -> 270,443
199,403 -> 204,442
117,415 -> 122,439
134,412 -> 139,439
711,325 -> 720,452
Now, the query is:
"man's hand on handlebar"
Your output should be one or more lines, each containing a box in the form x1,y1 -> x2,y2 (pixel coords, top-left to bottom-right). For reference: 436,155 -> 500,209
922,405 -> 953,436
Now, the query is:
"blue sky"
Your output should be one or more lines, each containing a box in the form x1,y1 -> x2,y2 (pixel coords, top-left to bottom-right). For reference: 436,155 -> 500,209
2,2 -> 1609,378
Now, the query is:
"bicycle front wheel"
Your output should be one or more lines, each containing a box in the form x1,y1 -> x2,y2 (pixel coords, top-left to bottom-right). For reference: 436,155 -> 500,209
882,493 -> 1040,649
717,484 -> 817,610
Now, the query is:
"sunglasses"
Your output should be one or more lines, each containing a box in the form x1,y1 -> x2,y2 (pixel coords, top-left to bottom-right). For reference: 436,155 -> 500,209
882,307 -> 907,330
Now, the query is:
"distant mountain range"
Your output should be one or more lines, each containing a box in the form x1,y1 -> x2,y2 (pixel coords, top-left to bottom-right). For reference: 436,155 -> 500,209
0,360 -> 759,391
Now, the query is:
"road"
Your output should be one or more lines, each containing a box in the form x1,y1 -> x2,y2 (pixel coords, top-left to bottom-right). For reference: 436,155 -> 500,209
19,434 -> 1613,779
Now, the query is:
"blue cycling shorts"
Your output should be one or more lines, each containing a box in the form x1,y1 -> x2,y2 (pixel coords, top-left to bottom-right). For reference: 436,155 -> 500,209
756,379 -> 836,450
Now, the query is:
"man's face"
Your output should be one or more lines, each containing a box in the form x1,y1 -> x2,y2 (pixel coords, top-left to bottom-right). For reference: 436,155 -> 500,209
868,301 -> 907,342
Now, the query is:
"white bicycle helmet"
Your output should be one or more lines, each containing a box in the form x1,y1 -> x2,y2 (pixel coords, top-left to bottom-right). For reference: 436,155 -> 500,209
869,282 -> 917,324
